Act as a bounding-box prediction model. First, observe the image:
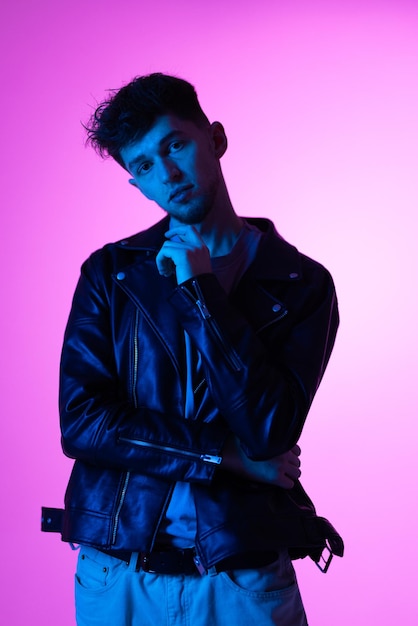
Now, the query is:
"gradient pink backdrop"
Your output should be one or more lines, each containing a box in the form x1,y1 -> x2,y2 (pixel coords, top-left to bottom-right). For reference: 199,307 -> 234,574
1,0 -> 417,624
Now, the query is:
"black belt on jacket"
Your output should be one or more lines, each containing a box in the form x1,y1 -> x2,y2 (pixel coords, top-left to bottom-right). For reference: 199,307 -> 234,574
98,548 -> 278,575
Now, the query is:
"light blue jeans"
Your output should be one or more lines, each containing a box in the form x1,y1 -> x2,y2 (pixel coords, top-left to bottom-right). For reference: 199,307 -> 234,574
75,546 -> 308,625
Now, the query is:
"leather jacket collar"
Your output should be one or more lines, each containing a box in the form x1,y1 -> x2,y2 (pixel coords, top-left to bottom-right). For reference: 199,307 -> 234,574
113,216 -> 303,283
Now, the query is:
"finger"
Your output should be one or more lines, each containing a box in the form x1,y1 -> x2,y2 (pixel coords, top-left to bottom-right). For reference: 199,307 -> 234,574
156,259 -> 175,277
155,249 -> 176,276
285,465 -> 302,481
165,226 -> 202,244
279,475 -> 296,490
286,450 -> 301,467
165,228 -> 187,242
291,444 -> 301,456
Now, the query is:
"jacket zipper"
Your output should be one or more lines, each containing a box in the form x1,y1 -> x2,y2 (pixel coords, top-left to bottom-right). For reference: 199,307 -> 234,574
132,310 -> 139,409
118,436 -> 222,465
111,471 -> 130,545
111,310 -> 139,545
181,281 -> 242,372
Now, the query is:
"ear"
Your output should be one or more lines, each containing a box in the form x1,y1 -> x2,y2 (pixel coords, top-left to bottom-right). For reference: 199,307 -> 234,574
210,121 -> 228,158
129,177 -> 153,200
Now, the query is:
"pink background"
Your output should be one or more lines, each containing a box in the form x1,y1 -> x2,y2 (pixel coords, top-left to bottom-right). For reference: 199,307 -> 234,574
1,0 -> 417,623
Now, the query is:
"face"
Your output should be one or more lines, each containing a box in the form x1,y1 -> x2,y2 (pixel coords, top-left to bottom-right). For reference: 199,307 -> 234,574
120,115 -> 227,226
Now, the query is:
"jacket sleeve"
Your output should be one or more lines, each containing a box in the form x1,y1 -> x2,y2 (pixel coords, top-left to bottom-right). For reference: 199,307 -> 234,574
169,261 -> 339,460
59,253 -> 229,484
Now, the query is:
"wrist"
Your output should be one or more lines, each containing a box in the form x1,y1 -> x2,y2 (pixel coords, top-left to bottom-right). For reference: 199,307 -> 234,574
177,267 -> 212,285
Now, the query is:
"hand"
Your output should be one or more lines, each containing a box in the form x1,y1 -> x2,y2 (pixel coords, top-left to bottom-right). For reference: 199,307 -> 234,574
156,226 -> 212,284
221,434 -> 301,489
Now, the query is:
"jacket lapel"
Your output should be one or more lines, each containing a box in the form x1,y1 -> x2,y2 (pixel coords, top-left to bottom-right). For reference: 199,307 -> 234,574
112,254 -> 185,376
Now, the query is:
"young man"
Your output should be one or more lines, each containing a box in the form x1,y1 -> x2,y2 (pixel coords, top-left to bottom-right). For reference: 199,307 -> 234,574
52,73 -> 343,625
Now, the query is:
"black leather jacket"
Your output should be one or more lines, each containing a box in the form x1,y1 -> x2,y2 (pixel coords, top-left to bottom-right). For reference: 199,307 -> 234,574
57,216 -> 343,570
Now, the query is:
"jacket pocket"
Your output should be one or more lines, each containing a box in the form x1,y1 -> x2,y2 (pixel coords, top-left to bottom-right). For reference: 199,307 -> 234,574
118,437 -> 222,465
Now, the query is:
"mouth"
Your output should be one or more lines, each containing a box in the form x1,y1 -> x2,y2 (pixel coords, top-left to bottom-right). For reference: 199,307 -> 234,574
169,185 -> 194,203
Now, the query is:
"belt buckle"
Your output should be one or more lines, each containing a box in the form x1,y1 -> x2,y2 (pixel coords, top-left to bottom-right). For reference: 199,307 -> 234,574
139,549 -> 197,575
315,544 -> 333,573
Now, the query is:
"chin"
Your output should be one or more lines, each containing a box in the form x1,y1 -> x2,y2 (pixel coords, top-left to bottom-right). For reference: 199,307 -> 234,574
171,203 -> 212,226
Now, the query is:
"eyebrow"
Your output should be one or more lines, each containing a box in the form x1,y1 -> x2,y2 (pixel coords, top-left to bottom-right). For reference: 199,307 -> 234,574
126,130 -> 187,172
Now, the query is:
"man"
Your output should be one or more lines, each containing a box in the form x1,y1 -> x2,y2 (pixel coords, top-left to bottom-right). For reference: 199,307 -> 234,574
45,73 -> 343,625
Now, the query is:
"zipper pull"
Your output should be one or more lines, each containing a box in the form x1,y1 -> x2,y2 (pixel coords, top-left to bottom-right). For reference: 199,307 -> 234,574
180,282 -> 211,319
196,299 -> 211,319
200,453 -> 222,465
192,279 -> 212,320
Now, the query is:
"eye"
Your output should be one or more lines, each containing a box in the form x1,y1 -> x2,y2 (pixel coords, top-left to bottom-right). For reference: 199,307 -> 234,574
137,161 -> 152,175
169,140 -> 184,153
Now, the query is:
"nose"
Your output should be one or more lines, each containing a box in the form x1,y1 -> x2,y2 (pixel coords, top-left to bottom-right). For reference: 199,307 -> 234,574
160,158 -> 182,183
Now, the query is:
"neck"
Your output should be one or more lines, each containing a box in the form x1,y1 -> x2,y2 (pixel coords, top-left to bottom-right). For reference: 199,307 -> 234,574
196,209 -> 243,257
171,179 -> 243,257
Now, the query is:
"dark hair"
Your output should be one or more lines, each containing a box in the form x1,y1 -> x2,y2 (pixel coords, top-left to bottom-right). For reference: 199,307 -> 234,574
85,73 -> 210,168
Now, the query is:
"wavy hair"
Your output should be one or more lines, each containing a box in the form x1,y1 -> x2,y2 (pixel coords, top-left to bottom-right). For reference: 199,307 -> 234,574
85,73 -> 210,168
